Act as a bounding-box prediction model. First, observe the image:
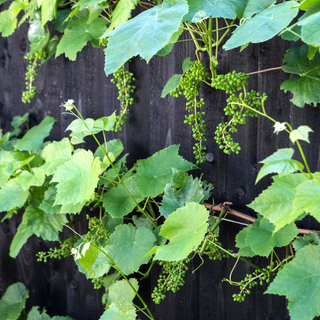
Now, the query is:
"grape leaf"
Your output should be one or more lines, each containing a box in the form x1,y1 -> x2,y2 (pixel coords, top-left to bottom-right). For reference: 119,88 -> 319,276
52,150 -> 100,205
0,150 -> 15,188
289,125 -> 313,144
73,0 -> 106,10
160,170 -> 213,218
0,10 -> 16,37
256,148 -> 304,183
242,0 -> 275,18
104,0 -> 138,34
0,282 -> 29,320
235,225 -> 255,257
76,243 -> 111,279
39,186 -> 62,214
28,20 -> 50,55
266,245 -> 320,320
106,224 -> 156,275
40,138 -> 73,176
224,2 -> 298,50
11,112 -> 29,129
14,116 -> 55,151
281,45 -> 320,108
249,174 -> 308,232
10,221 -> 33,258
102,214 -> 123,233
184,0 -> 248,23
241,218 -> 299,257
153,202 -> 209,261
161,74 -> 182,98
135,144 -> 194,198
99,302 -> 136,320
293,172 -> 320,222
156,27 -> 183,57
182,56 -> 194,73
292,233 -> 320,251
9,0 -> 28,17
23,205 -> 67,241
94,139 -> 124,162
0,179 -> 29,212
26,306 -> 51,320
102,177 -> 145,218
103,0 -> 188,75
16,169 -> 45,191
132,214 -> 153,230
56,16 -> 107,60
108,278 -> 138,305
41,0 -> 57,26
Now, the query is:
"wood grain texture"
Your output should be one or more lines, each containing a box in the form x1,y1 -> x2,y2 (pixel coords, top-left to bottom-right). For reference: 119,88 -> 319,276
1,7 -> 320,320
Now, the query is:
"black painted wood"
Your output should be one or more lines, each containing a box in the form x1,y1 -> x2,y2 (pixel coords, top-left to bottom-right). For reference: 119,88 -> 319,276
1,6 -> 320,320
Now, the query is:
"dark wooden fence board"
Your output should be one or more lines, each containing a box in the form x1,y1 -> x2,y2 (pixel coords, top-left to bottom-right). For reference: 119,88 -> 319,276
1,6 -> 320,319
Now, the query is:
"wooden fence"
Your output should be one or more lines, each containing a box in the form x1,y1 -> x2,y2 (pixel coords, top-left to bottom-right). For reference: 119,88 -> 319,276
1,8 -> 320,320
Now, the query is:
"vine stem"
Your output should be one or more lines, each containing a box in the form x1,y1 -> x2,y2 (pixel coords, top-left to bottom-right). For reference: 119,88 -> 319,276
246,66 -> 282,75
72,106 -> 156,227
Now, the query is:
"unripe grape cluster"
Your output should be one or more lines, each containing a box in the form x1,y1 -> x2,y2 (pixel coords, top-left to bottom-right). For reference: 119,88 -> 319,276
36,235 -> 79,262
203,237 -> 232,261
84,215 -> 111,247
171,60 -> 208,164
232,262 -> 278,302
22,48 -> 46,103
213,72 -> 267,154
152,257 -> 191,304
111,65 -> 135,132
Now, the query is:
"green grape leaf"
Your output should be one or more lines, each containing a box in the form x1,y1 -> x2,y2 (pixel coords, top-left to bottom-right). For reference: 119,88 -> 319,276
289,125 -> 313,144
23,205 -> 67,241
256,148 -> 304,183
235,225 -> 255,257
135,144 -> 194,198
296,2 -> 320,47
73,0 -> 106,10
0,10 -> 17,37
242,0 -> 275,18
0,150 -> 15,188
76,242 -> 111,279
104,0 -> 188,75
108,278 -> 138,305
28,20 -> 50,55
26,306 -> 51,320
94,139 -> 124,162
99,302 -> 136,320
281,25 -> 301,41
10,221 -> 33,258
14,116 -> 55,151
41,138 -> 73,176
39,186 -> 62,214
9,0 -> 28,17
243,218 -> 299,257
182,56 -> 194,73
184,0 -> 248,22
281,45 -> 320,108
104,0 -> 138,34
249,174 -> 308,232
153,202 -> 209,261
102,214 -> 123,233
42,34 -> 60,62
56,16 -> 107,60
106,224 -> 156,275
16,169 -> 45,191
156,27 -> 183,57
161,74 -> 182,98
266,245 -> 320,320
293,172 -> 320,222
11,113 -> 29,129
224,2 -> 298,50
160,170 -> 212,218
0,179 -> 29,212
41,0 -> 57,26
132,214 -> 153,230
92,113 -> 117,133
102,177 -> 145,218
52,150 -> 100,205
0,282 -> 29,320
292,233 -> 320,251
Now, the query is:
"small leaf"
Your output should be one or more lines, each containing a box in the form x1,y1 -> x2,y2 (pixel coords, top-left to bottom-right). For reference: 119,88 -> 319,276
0,10 -> 17,37
266,245 -> 320,320
153,202 -> 209,261
41,0 -> 57,26
135,144 -> 194,198
16,169 -> 45,191
94,139 -> 124,162
26,306 -> 51,320
256,148 -> 304,183
11,113 -> 29,129
224,2 -> 298,50
10,221 -> 33,258
235,225 -> 255,257
242,0 -> 275,18
14,116 -> 55,151
161,74 -> 182,98
108,278 -> 138,305
0,282 -> 29,320
99,302 -> 136,320
106,224 -> 156,275
290,125 -> 313,144
182,56 -> 194,73
39,186 -> 62,214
